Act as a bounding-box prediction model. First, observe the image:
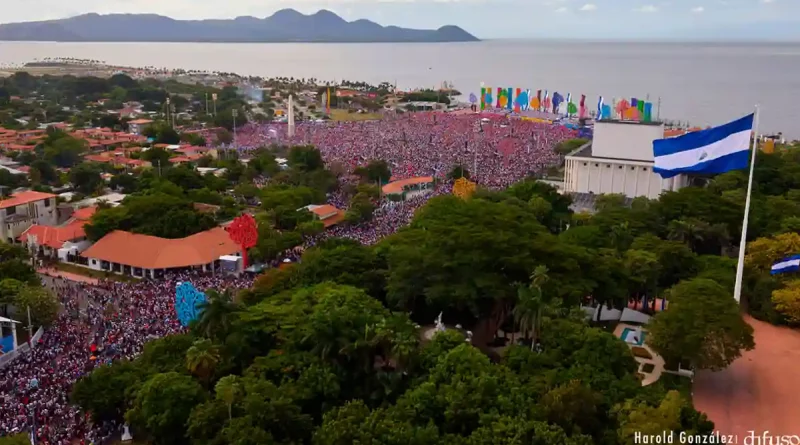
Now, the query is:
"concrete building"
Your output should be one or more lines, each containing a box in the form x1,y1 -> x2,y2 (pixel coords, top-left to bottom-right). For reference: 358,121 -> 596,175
127,119 -> 154,136
18,206 -> 96,260
0,191 -> 58,244
563,120 -> 689,201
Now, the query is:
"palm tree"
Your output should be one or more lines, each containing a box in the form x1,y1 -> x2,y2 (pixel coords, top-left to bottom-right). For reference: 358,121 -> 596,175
610,222 -> 633,251
215,375 -> 242,421
186,339 -> 221,387
529,265 -> 550,348
514,284 -> 536,348
667,218 -> 707,248
514,265 -> 551,350
195,289 -> 240,340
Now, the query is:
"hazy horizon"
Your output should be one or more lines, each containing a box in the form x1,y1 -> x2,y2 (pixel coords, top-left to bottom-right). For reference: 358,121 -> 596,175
3,0 -> 798,40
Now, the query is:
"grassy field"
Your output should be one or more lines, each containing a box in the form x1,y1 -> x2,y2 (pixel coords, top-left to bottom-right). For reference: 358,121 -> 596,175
329,109 -> 382,122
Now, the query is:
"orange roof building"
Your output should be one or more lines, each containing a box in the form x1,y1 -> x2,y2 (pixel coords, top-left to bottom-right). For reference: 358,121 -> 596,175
0,191 -> 56,210
303,204 -> 346,228
17,206 -> 97,254
18,220 -> 87,250
81,227 -> 241,277
381,176 -> 435,197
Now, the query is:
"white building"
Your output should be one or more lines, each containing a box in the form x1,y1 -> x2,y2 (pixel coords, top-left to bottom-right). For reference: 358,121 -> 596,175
564,120 -> 689,200
127,119 -> 154,136
0,191 -> 58,244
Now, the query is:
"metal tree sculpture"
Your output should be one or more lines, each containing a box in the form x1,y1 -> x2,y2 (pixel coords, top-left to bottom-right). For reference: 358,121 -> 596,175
175,282 -> 207,327
227,213 -> 258,268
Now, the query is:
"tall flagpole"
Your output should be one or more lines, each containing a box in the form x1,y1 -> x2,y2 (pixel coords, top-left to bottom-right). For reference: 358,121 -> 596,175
733,106 -> 760,304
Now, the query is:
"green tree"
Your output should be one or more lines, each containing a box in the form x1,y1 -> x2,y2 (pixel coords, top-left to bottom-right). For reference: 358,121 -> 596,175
126,372 -> 207,445
353,160 -> 391,184
69,162 -> 104,194
618,391 -> 683,443
448,165 -> 470,180
141,147 -> 171,167
71,360 -> 147,423
186,338 -> 222,386
15,285 -> 59,327
288,145 -> 324,172
514,265 -> 550,349
0,244 -> 37,284
344,192 -> 375,224
44,135 -> 86,168
29,159 -> 58,184
771,279 -> 800,324
649,279 -> 755,370
195,289 -> 240,341
215,375 -> 242,420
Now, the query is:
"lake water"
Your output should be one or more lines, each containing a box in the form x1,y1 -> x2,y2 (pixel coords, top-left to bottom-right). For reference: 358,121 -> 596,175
1,40 -> 799,137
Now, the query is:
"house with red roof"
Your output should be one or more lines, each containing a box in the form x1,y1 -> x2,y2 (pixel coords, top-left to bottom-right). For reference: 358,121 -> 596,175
0,191 -> 58,244
18,206 -> 97,260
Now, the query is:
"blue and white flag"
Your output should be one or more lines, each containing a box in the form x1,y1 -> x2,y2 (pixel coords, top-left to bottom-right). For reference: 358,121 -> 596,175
653,113 -> 754,179
771,255 -> 800,275
597,96 -> 604,120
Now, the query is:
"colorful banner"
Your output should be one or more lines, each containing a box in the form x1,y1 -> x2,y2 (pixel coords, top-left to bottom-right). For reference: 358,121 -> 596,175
476,83 -> 656,123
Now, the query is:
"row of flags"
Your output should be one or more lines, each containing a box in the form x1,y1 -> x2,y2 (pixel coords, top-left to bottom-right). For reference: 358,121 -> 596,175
478,85 -> 656,122
597,96 -> 655,122
480,87 -> 584,117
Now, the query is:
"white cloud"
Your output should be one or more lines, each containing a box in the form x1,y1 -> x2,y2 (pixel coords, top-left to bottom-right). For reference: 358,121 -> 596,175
579,3 -> 597,11
761,0 -> 774,3
691,6 -> 705,12
555,6 -> 568,12
634,4 -> 658,12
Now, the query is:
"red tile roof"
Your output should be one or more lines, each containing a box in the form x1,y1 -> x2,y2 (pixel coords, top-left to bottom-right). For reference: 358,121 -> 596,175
0,191 -> 56,210
72,206 -> 97,221
18,220 -> 86,249
81,227 -> 240,269
382,176 -> 434,195
309,204 -> 345,228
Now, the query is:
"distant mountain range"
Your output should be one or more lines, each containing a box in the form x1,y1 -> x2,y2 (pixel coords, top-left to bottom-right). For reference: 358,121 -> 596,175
0,9 -> 479,43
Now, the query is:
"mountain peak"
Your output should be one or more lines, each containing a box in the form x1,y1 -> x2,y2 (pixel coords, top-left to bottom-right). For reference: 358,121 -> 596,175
270,9 -> 304,19
0,10 -> 479,43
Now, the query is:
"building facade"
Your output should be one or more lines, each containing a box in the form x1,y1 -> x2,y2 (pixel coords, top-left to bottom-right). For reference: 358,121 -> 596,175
564,121 -> 688,200
0,191 -> 58,244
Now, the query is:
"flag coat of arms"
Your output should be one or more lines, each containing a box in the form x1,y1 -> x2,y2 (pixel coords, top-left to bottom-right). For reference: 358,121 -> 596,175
653,114 -> 754,179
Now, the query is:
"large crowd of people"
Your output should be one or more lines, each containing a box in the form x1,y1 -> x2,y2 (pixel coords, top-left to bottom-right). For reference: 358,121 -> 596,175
238,112 -> 577,245
0,112 -> 579,443
0,272 -> 254,444
233,112 -> 577,188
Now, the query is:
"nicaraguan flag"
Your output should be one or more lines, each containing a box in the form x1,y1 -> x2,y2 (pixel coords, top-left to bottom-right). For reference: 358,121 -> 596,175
652,113 -> 754,179
771,255 -> 800,275
597,96 -> 604,120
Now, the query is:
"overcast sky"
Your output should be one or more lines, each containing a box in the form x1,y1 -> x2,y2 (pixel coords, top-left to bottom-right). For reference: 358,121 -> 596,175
1,0 -> 795,39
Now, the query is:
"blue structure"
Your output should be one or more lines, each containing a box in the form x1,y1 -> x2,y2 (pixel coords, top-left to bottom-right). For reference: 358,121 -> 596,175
0,335 -> 13,354
175,282 -> 207,327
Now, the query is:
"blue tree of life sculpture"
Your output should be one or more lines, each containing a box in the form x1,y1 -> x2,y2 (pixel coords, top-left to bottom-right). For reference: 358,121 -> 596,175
175,282 -> 207,327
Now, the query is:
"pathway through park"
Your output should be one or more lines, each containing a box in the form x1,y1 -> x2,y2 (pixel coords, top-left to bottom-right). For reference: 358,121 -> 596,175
693,315 -> 800,438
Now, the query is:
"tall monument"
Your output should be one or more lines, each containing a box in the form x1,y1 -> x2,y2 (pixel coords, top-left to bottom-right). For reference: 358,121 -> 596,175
287,94 -> 296,138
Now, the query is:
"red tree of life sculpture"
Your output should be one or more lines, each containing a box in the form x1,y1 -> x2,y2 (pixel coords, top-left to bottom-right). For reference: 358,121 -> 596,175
227,214 -> 258,268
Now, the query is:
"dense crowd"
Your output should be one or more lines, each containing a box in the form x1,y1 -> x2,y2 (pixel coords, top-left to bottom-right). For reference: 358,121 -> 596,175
317,183 -> 454,246
238,112 -> 576,245
232,112 -> 577,188
0,113 -> 578,443
0,272 -> 254,444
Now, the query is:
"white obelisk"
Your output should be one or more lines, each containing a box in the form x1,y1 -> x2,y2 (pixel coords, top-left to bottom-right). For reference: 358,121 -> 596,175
287,94 -> 296,138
